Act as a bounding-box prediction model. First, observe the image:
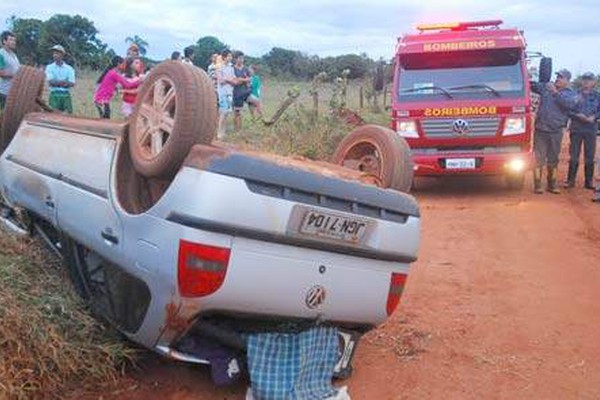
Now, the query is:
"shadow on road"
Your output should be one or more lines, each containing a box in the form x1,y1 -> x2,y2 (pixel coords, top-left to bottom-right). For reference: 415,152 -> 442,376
412,175 -> 531,199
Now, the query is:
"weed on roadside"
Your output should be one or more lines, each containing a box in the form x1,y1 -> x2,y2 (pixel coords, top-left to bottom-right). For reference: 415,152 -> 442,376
0,232 -> 135,399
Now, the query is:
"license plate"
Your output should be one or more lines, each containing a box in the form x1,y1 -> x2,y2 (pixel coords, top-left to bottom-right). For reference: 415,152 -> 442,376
445,158 -> 476,169
298,210 -> 372,244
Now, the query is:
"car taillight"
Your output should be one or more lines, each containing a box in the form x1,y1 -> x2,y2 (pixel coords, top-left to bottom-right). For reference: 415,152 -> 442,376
386,272 -> 408,316
177,240 -> 231,297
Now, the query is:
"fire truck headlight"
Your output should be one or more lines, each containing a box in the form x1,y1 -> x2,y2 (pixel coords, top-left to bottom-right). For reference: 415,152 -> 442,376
507,158 -> 526,172
503,117 -> 526,136
397,121 -> 419,138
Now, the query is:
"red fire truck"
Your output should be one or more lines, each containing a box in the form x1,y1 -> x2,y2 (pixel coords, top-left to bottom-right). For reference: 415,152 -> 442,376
390,20 -> 546,189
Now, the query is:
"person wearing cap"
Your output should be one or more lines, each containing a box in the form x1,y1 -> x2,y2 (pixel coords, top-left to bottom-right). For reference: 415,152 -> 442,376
0,30 -> 20,110
45,44 -> 75,113
565,72 -> 600,189
530,68 -> 579,194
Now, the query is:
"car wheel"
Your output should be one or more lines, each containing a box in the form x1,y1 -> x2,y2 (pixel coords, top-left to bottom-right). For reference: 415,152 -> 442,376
129,61 -> 218,179
0,66 -> 45,151
332,124 -> 414,192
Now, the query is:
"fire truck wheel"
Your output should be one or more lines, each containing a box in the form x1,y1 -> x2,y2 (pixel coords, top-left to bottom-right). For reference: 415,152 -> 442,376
332,124 -> 413,192
0,66 -> 45,151
505,173 -> 525,190
129,61 -> 217,179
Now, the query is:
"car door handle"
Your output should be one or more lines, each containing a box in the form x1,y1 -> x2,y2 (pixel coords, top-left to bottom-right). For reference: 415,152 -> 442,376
101,229 -> 119,245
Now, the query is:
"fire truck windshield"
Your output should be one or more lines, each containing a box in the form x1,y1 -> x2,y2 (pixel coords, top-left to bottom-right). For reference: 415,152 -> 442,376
397,48 -> 524,102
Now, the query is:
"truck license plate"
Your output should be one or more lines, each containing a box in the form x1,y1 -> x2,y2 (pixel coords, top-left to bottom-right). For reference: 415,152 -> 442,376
298,210 -> 372,244
445,158 -> 476,169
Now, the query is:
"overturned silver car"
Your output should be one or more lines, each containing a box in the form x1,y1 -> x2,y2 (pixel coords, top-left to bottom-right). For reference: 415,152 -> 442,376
0,62 -> 420,390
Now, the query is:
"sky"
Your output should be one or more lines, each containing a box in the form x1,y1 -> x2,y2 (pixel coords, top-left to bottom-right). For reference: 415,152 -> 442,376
1,0 -> 599,75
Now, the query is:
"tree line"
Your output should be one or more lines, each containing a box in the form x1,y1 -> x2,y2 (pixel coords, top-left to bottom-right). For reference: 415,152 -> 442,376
6,14 -> 382,81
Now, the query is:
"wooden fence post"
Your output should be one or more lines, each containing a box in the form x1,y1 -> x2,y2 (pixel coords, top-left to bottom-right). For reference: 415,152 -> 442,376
359,86 -> 364,109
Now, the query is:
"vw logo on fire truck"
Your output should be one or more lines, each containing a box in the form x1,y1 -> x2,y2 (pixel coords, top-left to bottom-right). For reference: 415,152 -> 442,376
305,285 -> 327,309
452,119 -> 470,136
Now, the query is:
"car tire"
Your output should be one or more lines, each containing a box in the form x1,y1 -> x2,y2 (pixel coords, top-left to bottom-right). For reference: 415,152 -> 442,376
129,61 -> 217,179
0,66 -> 45,151
332,124 -> 414,192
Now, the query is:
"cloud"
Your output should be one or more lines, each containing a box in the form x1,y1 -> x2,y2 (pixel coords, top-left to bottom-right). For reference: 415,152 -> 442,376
1,0 -> 599,73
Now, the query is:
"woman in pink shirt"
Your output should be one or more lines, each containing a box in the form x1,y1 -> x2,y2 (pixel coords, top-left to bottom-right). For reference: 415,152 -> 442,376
94,56 -> 142,119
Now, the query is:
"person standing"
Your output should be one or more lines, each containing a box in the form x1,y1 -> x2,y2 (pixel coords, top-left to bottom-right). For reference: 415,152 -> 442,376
45,45 -> 75,113
127,44 -> 140,60
531,69 -> 578,194
207,53 -> 220,90
182,46 -> 195,66
248,64 -> 263,119
232,51 -> 251,131
121,57 -> 144,118
0,31 -> 20,110
564,72 -> 600,189
94,56 -> 142,119
216,49 -> 236,138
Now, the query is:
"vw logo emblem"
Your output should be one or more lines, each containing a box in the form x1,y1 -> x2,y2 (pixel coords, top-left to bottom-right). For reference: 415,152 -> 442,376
305,285 -> 327,309
452,119 -> 470,135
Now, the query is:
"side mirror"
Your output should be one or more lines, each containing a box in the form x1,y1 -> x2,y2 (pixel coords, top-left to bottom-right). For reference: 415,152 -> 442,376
539,57 -> 552,83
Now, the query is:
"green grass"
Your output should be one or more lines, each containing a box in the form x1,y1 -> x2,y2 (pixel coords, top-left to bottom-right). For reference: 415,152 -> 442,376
58,70 -> 392,160
0,233 -> 135,399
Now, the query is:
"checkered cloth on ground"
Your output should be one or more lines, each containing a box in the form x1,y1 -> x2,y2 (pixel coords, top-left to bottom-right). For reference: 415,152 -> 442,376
246,326 -> 340,399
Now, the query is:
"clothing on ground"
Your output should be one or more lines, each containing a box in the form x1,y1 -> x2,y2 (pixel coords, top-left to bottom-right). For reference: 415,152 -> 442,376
245,326 -> 341,400
0,48 -> 20,96
177,335 -> 243,386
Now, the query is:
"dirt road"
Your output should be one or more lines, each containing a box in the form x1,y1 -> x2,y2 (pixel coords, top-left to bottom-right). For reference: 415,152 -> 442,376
100,172 -> 600,400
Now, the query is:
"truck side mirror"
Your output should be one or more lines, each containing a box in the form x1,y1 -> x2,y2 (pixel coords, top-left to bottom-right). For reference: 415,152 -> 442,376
539,57 -> 552,83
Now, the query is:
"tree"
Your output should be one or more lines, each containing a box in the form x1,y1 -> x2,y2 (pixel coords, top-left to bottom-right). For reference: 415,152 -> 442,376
330,54 -> 371,79
263,47 -> 301,77
193,36 -> 228,70
39,14 -> 107,68
125,35 -> 149,56
7,16 -> 44,66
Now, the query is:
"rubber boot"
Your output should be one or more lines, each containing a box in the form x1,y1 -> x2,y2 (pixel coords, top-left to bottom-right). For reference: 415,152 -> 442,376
533,167 -> 543,194
547,166 -> 560,194
564,161 -> 577,188
584,163 -> 595,190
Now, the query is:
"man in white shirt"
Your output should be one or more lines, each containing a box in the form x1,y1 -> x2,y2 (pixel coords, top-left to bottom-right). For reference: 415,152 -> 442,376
216,49 -> 237,138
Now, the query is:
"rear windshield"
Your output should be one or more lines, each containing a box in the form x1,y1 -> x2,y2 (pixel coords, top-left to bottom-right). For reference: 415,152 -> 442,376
397,48 -> 525,102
